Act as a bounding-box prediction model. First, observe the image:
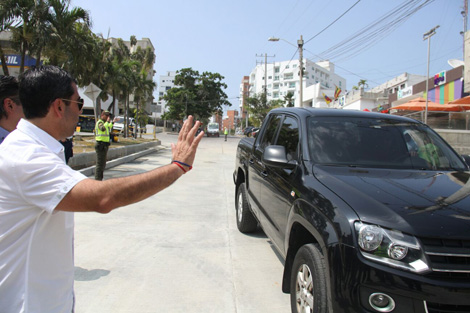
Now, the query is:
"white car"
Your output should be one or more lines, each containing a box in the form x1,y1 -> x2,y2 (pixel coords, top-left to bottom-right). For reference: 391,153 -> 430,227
113,116 -> 135,134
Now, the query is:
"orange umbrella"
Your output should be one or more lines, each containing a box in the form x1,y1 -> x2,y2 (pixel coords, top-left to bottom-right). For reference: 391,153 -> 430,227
448,96 -> 470,107
390,97 -> 469,112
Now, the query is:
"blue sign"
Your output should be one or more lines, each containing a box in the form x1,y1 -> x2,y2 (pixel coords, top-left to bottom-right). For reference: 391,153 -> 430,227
0,55 -> 39,67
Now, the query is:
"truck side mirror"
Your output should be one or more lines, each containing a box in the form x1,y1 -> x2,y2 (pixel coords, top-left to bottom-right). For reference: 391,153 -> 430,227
262,145 -> 297,169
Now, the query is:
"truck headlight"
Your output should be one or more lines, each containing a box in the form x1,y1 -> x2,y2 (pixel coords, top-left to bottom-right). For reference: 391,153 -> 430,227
354,222 -> 430,273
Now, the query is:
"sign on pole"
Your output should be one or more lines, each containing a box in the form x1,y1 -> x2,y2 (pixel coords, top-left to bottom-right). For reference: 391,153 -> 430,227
84,83 -> 102,120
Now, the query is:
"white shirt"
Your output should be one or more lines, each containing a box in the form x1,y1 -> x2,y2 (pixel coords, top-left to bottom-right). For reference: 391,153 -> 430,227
0,119 -> 87,313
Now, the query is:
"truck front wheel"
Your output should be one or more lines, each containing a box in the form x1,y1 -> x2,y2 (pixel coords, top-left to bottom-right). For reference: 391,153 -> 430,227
290,244 -> 327,313
236,183 -> 258,233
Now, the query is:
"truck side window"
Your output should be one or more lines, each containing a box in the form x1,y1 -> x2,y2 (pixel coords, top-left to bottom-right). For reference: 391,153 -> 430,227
259,115 -> 281,151
277,116 -> 299,161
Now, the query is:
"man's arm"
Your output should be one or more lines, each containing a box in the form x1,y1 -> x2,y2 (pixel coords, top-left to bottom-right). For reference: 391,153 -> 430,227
56,116 -> 204,213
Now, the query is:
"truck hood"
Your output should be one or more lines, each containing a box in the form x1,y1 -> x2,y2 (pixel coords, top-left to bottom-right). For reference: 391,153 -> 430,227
313,165 -> 470,239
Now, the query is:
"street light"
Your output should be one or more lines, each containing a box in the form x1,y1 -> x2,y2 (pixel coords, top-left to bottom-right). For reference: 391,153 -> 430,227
268,35 -> 305,107
423,25 -> 439,125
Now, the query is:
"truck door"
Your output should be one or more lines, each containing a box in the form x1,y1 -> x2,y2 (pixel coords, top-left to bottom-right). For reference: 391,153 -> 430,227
248,115 -> 282,216
259,115 -> 300,252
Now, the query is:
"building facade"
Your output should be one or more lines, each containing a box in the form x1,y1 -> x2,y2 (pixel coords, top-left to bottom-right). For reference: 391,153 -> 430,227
154,71 -> 176,119
223,110 -> 239,133
108,37 -> 156,114
245,59 -> 346,107
239,76 -> 250,128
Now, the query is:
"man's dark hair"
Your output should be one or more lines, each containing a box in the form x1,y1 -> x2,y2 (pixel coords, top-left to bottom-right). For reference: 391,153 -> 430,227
0,76 -> 19,119
19,65 -> 77,119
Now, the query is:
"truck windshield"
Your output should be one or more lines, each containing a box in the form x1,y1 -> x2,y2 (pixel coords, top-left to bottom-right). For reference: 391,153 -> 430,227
208,124 -> 218,130
307,116 -> 467,171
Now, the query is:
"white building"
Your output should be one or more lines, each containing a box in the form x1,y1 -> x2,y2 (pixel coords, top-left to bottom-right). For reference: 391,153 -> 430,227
108,37 -> 156,114
334,72 -> 426,112
245,59 -> 346,107
154,71 -> 176,119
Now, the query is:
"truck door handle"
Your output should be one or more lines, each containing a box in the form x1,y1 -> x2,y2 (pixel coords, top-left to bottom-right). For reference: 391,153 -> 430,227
249,159 -> 254,165
261,171 -> 268,177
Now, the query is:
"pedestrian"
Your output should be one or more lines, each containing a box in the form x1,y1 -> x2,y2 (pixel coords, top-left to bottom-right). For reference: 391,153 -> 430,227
94,110 -> 113,180
60,136 -> 74,164
172,123 -> 175,132
224,127 -> 228,141
0,65 -> 204,313
0,75 -> 24,144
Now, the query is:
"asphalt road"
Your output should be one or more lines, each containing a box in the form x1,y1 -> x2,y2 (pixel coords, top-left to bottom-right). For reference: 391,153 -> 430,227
73,132 -> 291,313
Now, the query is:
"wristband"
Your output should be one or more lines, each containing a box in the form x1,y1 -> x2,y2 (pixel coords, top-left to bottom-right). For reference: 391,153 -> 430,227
172,161 -> 192,173
173,162 -> 187,173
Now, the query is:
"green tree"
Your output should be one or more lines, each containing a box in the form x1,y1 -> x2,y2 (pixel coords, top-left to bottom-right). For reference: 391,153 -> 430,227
163,68 -> 230,121
246,92 -> 282,126
284,91 -> 294,107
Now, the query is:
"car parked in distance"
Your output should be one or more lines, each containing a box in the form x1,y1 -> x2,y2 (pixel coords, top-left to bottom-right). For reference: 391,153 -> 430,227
233,107 -> 470,313
207,122 -> 220,137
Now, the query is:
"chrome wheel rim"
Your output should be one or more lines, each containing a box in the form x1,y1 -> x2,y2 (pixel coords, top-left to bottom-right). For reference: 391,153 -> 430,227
295,264 -> 314,313
237,192 -> 243,223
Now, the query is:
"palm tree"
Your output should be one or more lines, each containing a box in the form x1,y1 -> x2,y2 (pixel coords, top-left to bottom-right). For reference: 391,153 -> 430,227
284,91 -> 294,107
45,0 -> 90,66
5,0 -> 36,74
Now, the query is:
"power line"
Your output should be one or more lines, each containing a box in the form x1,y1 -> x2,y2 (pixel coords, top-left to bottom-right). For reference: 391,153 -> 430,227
304,0 -> 362,45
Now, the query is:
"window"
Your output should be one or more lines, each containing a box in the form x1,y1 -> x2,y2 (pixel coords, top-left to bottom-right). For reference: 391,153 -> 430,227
293,64 -> 297,68
268,76 -> 272,80
277,116 -> 299,161
273,92 -> 279,99
275,67 -> 280,73
284,73 -> 293,80
289,82 -> 296,88
273,84 -> 279,90
165,86 -> 171,91
286,65 -> 290,69
274,76 -> 279,81
259,115 -> 282,151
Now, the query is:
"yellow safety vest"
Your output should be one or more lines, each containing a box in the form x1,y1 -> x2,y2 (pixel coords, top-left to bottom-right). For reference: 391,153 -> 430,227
95,119 -> 111,143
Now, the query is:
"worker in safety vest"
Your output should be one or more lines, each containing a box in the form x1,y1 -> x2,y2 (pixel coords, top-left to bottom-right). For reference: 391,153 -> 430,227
94,110 -> 112,180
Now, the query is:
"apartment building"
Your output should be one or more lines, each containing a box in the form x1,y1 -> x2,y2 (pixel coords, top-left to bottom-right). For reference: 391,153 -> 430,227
107,37 -> 156,114
245,59 -> 346,107
154,71 -> 176,119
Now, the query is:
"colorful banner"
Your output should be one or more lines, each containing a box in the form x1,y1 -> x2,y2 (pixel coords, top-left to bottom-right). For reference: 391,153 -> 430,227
423,79 -> 463,104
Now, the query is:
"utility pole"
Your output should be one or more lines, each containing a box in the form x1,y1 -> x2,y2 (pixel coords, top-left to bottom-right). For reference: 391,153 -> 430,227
462,0 -> 468,59
423,25 -> 439,125
256,53 -> 275,103
298,35 -> 305,107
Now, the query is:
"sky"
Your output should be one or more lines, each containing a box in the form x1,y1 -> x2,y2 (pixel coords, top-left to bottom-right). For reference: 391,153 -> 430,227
70,0 -> 468,110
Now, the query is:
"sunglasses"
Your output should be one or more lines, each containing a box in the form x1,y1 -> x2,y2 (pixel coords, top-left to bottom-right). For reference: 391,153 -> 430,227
61,97 -> 84,111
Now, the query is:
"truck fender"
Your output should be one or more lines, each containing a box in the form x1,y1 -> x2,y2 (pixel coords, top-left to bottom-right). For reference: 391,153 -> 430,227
282,198 -> 338,313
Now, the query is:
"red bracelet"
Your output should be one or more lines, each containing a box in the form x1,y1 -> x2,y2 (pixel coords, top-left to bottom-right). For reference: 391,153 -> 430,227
173,162 -> 187,173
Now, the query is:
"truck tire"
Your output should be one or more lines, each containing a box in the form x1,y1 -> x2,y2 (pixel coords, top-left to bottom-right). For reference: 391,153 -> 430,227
290,244 -> 327,313
236,183 -> 258,233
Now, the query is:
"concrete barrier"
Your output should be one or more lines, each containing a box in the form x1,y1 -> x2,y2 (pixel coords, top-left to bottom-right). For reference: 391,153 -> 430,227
69,140 -> 161,170
435,129 -> 470,155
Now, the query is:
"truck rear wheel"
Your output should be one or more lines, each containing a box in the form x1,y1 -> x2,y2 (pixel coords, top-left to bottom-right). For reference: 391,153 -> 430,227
236,183 -> 257,233
290,244 -> 327,313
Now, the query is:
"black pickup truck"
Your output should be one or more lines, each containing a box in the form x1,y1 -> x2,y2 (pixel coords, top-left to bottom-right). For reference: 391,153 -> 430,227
233,107 -> 470,313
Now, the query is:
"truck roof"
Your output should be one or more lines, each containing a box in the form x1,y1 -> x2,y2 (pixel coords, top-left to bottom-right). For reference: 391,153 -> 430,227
269,107 -> 421,124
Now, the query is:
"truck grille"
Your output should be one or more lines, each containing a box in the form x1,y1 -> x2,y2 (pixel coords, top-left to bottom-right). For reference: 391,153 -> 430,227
419,237 -> 470,280
425,302 -> 470,313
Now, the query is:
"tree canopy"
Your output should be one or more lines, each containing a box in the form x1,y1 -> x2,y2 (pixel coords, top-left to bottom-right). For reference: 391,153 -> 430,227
163,68 -> 231,121
246,92 -> 283,126
0,0 -> 156,132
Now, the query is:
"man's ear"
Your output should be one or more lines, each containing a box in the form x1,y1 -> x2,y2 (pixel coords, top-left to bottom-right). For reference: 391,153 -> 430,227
50,98 -> 64,117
